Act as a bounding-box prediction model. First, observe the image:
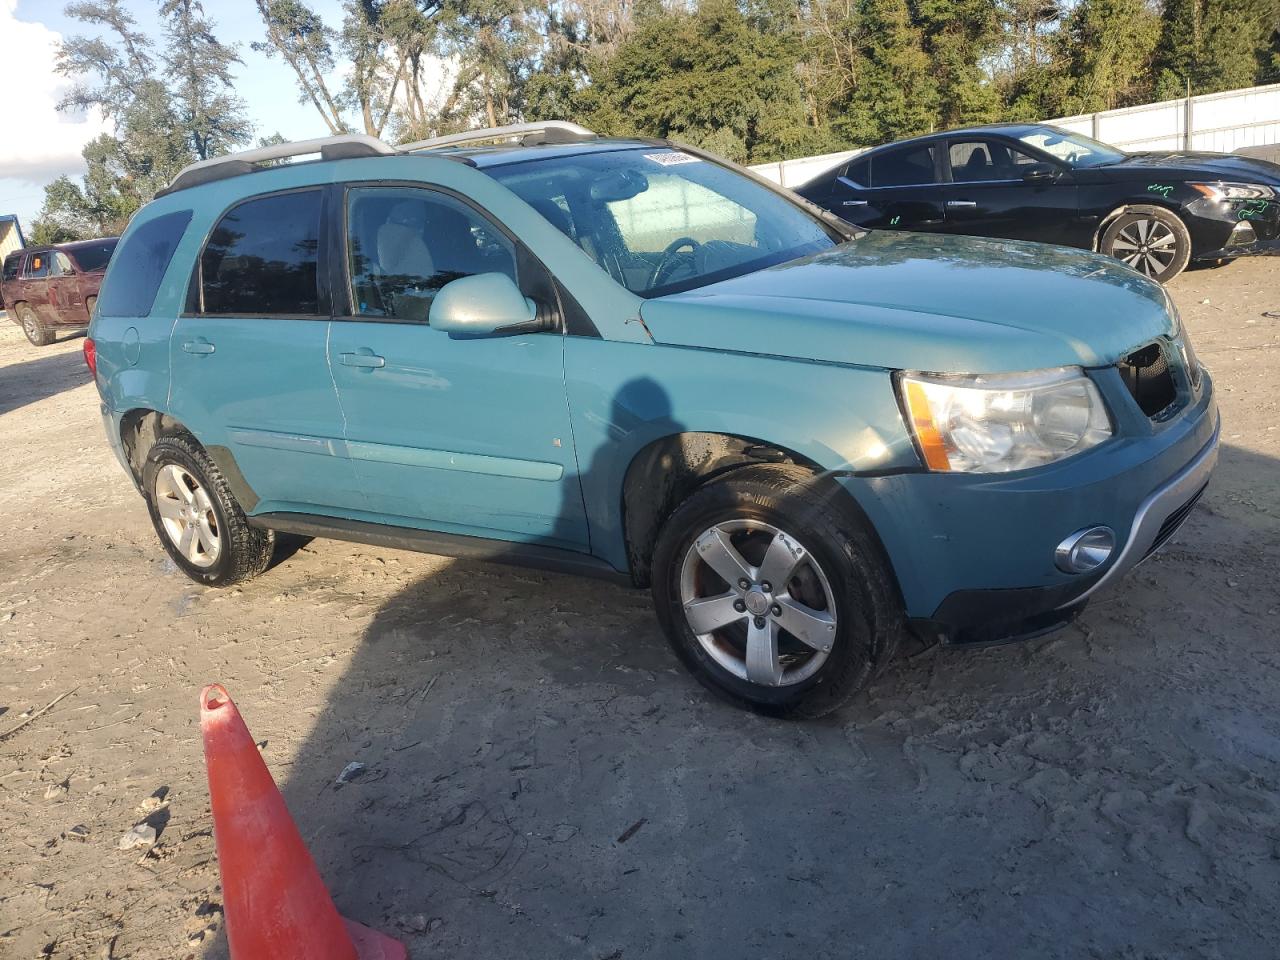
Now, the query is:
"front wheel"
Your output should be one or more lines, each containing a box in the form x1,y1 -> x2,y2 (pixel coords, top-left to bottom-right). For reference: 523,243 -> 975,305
1100,208 -> 1191,283
142,434 -> 274,586
652,465 -> 903,718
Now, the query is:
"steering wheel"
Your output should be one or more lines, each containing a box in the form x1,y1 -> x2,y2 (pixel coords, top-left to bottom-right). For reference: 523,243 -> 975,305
648,236 -> 702,289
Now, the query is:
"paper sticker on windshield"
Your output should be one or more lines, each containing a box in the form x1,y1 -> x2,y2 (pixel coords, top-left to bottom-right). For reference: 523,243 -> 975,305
644,152 -> 702,166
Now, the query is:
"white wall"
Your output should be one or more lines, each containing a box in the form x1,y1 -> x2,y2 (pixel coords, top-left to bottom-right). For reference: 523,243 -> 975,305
1046,82 -> 1280,153
748,149 -> 865,188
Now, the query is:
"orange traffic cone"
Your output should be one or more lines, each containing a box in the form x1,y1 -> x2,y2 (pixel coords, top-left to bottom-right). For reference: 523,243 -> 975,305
200,684 -> 407,960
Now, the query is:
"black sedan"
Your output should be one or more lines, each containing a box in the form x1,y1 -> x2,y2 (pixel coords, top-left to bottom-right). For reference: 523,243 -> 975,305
795,122 -> 1280,283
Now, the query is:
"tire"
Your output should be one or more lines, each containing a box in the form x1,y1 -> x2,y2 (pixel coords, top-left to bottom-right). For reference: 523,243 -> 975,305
142,434 -> 274,587
1100,207 -> 1192,283
85,295 -> 97,321
16,303 -> 53,346
652,464 -> 903,719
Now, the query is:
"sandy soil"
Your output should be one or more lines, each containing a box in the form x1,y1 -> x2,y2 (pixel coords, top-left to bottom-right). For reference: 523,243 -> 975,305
1,257 -> 1279,960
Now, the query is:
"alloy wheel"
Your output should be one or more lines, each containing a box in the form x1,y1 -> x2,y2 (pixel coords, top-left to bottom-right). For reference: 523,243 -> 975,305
679,519 -> 838,687
154,464 -> 222,568
21,309 -> 37,340
1111,218 -> 1178,278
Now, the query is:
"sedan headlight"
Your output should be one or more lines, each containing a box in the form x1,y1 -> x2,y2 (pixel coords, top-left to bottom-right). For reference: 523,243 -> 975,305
899,367 -> 1112,473
1190,182 -> 1276,201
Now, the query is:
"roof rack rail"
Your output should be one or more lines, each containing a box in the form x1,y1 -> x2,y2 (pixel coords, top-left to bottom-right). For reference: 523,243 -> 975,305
400,121 -> 598,153
163,134 -> 396,195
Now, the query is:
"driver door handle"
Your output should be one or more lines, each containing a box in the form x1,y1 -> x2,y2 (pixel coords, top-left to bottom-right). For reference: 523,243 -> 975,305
946,200 -> 978,209
841,200 -> 868,207
340,351 -> 386,369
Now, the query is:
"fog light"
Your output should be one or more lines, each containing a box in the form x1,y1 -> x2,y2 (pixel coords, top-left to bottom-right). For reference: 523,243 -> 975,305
1228,220 -> 1257,246
1055,526 -> 1116,574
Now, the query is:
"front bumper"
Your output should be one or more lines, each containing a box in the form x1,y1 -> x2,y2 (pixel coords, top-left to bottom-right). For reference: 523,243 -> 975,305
841,368 -> 1218,644
909,416 -> 1218,644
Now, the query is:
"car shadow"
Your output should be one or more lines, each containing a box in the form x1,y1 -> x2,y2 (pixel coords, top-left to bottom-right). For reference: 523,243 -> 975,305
0,346 -> 92,417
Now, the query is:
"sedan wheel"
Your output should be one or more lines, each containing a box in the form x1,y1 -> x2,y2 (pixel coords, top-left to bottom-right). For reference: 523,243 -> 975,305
1101,209 -> 1191,283
1112,219 -> 1178,276
153,463 -> 222,568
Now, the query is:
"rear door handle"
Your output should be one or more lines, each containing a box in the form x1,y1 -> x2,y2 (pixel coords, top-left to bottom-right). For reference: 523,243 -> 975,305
339,351 -> 386,369
841,200 -> 868,207
946,200 -> 978,209
181,338 -> 216,355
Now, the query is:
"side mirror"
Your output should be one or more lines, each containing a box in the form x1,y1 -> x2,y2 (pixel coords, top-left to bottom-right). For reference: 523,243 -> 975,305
1022,162 -> 1058,185
429,273 -> 542,337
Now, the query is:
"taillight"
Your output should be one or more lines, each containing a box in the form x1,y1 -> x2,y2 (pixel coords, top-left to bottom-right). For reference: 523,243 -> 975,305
83,337 -> 97,376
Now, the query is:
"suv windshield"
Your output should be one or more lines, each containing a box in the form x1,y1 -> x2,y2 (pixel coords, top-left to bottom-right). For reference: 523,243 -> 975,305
1016,127 -> 1126,168
485,147 -> 841,297
69,238 -> 118,272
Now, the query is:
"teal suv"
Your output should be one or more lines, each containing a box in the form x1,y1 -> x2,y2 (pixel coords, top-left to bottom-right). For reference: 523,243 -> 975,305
87,122 -> 1218,717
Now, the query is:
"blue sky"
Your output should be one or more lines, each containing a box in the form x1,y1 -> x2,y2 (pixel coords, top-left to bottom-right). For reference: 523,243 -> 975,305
0,0 -> 349,232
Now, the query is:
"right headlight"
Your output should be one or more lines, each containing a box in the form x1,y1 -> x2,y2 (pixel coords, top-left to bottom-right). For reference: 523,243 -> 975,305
1190,182 -> 1276,201
898,367 -> 1112,473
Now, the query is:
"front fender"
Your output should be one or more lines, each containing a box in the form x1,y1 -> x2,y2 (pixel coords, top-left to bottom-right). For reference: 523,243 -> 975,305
564,337 -> 915,572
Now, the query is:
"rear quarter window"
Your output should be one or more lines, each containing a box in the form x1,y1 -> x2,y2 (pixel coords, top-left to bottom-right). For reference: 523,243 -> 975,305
97,210 -> 193,318
70,239 -> 119,273
2,254 -> 20,283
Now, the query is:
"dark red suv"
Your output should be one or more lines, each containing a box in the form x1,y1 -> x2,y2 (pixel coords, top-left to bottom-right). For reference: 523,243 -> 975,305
2,238 -> 119,345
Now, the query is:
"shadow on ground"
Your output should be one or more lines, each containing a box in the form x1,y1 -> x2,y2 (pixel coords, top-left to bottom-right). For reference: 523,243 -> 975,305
198,435 -> 1280,960
0,344 -> 91,416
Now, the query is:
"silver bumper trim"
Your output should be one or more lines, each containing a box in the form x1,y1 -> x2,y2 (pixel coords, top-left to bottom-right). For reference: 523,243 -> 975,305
1064,415 -> 1220,607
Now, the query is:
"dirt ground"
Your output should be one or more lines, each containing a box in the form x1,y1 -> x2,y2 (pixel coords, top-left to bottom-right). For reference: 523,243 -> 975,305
1,257 -> 1279,960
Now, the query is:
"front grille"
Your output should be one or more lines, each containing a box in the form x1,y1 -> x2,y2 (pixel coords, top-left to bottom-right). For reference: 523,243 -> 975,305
1144,482 -> 1208,559
1118,343 -> 1178,418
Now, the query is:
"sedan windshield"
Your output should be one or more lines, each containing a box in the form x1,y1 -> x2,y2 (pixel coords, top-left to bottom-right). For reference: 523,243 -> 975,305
1017,127 -> 1126,168
484,147 -> 842,297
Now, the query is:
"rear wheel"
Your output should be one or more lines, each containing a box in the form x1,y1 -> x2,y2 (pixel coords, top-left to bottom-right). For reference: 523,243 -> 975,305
16,303 -> 53,346
652,465 -> 902,718
85,295 -> 97,321
143,434 -> 274,586
1100,208 -> 1191,283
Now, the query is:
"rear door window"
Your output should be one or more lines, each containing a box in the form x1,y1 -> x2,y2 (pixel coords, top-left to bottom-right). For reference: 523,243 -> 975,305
26,253 -> 50,279
97,210 -> 193,318
870,145 -> 939,187
844,157 -> 871,187
201,190 -> 322,316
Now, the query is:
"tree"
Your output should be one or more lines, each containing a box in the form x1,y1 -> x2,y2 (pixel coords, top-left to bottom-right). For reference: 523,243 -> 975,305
254,0 -> 445,138
1154,0 -> 1280,97
160,0 -> 251,159
833,0 -> 937,144
579,0 -> 820,162
45,0 -> 251,236
1055,0 -> 1161,113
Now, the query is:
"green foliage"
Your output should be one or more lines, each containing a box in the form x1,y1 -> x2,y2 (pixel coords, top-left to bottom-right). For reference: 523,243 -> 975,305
45,0 -> 250,237
577,0 -> 822,162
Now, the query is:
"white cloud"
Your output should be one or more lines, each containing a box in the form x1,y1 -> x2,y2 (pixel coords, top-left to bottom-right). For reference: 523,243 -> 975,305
0,0 -> 112,185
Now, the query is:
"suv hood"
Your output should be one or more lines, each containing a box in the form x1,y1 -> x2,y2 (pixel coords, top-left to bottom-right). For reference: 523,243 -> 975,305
640,231 -> 1175,373
1097,150 -> 1280,183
